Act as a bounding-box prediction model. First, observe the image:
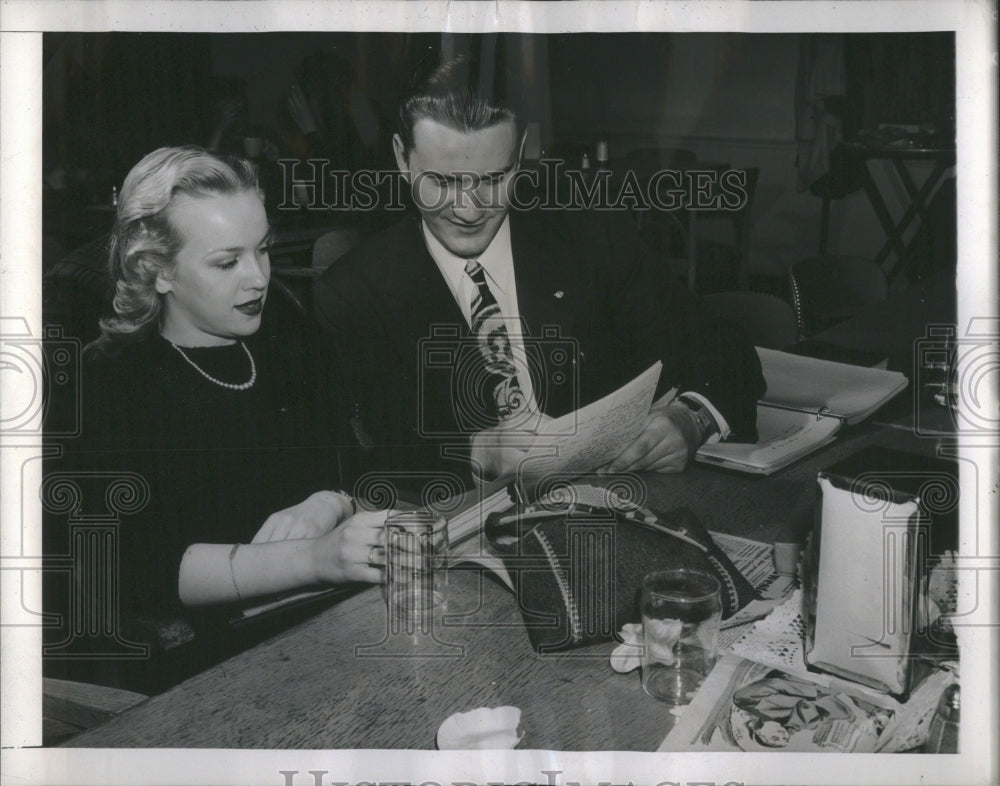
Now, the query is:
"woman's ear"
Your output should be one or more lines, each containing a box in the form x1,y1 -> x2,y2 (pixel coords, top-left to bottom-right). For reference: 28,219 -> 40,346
154,268 -> 174,295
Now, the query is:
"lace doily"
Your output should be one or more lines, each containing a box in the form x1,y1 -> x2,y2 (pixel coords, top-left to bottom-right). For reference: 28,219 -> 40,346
728,588 -> 807,671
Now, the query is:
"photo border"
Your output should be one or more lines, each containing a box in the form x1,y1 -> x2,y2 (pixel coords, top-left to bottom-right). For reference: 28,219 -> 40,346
2,2 -> 996,785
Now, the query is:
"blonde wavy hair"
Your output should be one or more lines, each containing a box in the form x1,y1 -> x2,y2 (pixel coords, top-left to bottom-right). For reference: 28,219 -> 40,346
93,146 -> 261,351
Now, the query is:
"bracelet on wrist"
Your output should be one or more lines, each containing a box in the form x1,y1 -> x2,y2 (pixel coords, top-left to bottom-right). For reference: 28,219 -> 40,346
335,489 -> 357,516
229,543 -> 244,602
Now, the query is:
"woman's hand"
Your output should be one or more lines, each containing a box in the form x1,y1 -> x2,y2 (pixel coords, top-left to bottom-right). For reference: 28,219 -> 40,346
310,509 -> 391,585
179,507 -> 394,606
252,491 -> 354,544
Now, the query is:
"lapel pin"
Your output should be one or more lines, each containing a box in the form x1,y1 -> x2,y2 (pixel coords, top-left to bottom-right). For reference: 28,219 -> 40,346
554,290 -> 564,299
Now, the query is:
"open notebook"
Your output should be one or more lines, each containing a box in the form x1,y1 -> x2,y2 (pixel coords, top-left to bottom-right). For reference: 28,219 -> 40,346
695,348 -> 909,475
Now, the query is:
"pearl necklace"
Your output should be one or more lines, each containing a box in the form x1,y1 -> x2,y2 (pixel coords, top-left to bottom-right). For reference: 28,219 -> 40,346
170,340 -> 257,391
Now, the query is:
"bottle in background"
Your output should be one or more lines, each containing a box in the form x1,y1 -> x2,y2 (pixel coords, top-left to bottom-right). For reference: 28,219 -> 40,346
595,136 -> 610,170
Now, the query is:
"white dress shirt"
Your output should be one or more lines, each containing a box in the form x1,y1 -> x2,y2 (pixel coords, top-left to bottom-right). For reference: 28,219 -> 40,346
422,217 -> 538,413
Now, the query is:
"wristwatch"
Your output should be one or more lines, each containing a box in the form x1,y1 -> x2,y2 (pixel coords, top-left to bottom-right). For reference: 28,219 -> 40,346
675,395 -> 720,445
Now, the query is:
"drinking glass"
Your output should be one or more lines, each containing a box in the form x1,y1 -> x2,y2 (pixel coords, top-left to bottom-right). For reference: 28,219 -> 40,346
385,511 -> 448,630
641,568 -> 721,704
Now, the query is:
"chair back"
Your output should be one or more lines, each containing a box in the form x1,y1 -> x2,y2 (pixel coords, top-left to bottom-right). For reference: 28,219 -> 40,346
43,234 -> 113,346
789,254 -> 888,336
267,276 -> 310,322
690,166 -> 761,291
702,290 -> 798,350
653,165 -> 760,293
312,228 -> 361,273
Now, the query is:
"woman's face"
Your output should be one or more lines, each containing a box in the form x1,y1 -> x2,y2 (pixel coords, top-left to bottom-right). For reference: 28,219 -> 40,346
156,189 -> 271,347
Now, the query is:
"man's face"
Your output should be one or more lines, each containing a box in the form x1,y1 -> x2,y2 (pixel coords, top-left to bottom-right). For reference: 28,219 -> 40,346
394,118 -> 520,259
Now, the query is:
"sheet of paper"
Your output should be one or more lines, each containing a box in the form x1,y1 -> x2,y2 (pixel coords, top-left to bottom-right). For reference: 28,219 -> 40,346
237,587 -> 345,622
711,531 -> 796,644
696,404 -> 842,474
438,483 -> 520,589
517,362 -> 662,477
711,531 -> 777,588
445,483 -> 518,546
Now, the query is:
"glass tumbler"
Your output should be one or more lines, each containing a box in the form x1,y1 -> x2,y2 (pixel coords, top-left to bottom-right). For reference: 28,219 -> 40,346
385,510 -> 448,630
641,568 -> 722,704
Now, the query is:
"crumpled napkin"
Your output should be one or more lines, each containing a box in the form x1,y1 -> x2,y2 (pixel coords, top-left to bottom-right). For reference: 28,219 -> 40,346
610,623 -> 644,673
609,620 -> 683,673
436,705 -> 523,749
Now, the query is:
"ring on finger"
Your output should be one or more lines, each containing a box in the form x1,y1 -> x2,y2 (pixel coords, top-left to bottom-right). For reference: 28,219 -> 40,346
366,545 -> 384,567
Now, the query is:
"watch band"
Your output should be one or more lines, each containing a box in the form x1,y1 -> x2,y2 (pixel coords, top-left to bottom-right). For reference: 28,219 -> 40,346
676,395 -> 720,444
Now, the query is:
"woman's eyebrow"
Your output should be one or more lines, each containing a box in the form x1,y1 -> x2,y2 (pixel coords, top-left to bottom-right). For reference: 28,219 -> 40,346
205,227 -> 274,257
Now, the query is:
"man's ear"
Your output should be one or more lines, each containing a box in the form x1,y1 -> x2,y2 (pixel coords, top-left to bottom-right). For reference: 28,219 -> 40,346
392,133 -> 410,181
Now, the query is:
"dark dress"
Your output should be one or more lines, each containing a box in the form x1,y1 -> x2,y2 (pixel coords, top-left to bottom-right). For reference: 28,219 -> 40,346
42,322 -> 346,692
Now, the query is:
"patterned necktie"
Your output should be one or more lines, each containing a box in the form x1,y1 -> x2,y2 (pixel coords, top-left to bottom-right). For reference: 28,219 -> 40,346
464,259 -> 526,422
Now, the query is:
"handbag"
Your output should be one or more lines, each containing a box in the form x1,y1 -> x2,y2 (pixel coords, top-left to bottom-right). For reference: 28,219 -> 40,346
484,483 -> 756,653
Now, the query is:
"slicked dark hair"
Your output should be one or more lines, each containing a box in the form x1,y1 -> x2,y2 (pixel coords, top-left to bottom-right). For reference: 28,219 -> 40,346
396,54 -> 519,157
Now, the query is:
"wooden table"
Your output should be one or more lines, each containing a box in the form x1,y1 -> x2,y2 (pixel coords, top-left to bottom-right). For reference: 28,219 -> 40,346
68,419 -> 941,750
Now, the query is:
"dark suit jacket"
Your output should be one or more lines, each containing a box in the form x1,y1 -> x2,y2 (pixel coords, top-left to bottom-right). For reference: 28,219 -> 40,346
315,209 -> 765,487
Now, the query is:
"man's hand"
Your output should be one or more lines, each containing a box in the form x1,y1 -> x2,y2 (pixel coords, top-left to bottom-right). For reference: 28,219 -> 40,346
471,414 -> 553,481
603,401 -> 702,474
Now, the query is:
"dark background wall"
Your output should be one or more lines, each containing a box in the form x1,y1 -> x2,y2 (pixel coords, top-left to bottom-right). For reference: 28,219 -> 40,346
43,31 -> 954,283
